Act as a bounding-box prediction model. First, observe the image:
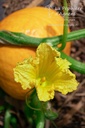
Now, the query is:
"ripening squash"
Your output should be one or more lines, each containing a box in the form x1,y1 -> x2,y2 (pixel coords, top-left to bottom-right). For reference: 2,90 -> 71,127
0,7 -> 71,100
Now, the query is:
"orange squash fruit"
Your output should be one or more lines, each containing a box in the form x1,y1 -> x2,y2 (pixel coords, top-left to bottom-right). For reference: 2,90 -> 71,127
0,7 -> 71,100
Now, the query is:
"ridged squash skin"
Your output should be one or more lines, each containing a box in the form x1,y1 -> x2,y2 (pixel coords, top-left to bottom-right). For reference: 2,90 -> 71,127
0,7 -> 71,100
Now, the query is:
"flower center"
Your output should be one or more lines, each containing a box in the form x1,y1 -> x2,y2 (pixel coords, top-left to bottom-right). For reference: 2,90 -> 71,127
39,77 -> 47,87
41,77 -> 46,82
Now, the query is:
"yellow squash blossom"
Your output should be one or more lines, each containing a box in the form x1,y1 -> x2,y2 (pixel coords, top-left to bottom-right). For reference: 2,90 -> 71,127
14,43 -> 78,101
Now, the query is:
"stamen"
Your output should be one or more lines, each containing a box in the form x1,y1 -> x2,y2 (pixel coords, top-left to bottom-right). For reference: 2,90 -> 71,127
41,77 -> 46,82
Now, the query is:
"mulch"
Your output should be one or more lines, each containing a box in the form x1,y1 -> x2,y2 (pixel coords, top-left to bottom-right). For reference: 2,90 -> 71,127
0,0 -> 85,128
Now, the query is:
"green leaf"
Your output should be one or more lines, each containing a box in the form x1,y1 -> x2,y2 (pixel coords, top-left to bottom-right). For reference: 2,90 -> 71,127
45,109 -> 58,120
4,110 -> 11,128
0,106 -> 5,112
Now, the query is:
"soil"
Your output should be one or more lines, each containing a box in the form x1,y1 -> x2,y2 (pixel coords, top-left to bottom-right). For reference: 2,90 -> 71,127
0,0 -> 85,128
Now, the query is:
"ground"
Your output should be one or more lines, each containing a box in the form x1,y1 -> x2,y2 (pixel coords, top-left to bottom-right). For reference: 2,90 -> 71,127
0,0 -> 85,128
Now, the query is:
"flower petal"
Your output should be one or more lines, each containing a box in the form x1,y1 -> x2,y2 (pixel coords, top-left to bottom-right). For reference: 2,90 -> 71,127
14,58 -> 36,89
54,70 -> 78,94
35,43 -> 60,77
49,58 -> 71,82
14,43 -> 78,101
36,79 -> 55,101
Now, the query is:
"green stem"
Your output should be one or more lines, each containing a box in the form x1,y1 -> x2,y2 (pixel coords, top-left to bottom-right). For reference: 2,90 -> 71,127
26,90 -> 45,128
61,52 -> 85,74
58,0 -> 68,51
0,29 -> 85,47
35,110 -> 45,128
0,30 -> 85,74
4,110 -> 11,128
